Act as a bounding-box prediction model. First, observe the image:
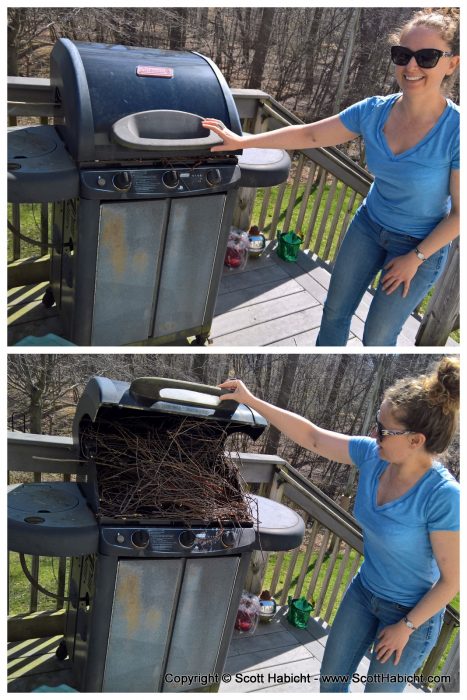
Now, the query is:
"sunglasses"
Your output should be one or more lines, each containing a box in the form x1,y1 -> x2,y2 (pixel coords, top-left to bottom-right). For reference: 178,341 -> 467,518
374,410 -> 414,441
391,45 -> 453,69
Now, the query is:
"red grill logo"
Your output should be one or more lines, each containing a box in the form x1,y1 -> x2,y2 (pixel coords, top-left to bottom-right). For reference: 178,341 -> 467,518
136,66 -> 174,78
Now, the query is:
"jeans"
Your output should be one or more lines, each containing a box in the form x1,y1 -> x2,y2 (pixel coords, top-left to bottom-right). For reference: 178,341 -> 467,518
316,205 -> 450,346
320,573 -> 444,693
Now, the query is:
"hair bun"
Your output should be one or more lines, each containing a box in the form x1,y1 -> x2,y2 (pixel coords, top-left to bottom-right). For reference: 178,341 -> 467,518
439,7 -> 460,22
420,7 -> 459,22
426,356 -> 460,414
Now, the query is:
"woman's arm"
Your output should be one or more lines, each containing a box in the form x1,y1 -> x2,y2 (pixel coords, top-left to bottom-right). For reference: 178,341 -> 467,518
201,114 -> 358,152
218,379 -> 353,465
375,530 -> 459,665
382,169 -> 460,297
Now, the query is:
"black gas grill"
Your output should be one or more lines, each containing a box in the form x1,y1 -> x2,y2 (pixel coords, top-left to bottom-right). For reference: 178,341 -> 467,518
8,40 -> 290,346
8,377 -> 304,692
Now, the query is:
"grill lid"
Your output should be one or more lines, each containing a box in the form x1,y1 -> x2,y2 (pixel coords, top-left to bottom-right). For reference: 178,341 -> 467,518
73,376 -> 267,442
8,39 -> 291,202
51,39 -> 243,162
73,376 -> 266,524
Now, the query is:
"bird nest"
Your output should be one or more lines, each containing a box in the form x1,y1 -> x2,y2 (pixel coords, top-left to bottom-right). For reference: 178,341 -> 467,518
80,417 -> 254,525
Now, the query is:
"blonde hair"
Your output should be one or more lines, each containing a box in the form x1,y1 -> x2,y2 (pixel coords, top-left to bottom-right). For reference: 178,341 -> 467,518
390,8 -> 460,53
384,357 -> 459,454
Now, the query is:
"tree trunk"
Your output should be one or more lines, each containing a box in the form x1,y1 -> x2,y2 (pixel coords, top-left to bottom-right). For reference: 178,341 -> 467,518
303,7 -> 323,97
191,355 -> 209,385
168,8 -> 187,50
332,8 -> 361,112
247,8 -> 276,89
320,355 -> 352,429
262,355 -> 299,456
7,11 -> 20,76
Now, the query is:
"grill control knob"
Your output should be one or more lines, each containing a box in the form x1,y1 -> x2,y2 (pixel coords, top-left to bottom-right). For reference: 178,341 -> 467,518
113,171 -> 132,191
162,170 -> 179,190
116,532 -> 125,544
179,530 -> 196,549
206,168 -> 222,187
131,530 -> 150,549
221,530 -> 237,548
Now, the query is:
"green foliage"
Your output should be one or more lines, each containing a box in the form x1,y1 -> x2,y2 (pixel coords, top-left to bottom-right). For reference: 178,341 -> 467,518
8,553 -> 70,616
252,182 -> 361,262
8,203 -> 51,262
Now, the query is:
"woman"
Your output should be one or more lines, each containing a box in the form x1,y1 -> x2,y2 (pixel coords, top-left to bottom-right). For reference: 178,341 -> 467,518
218,356 -> 459,692
203,9 -> 460,346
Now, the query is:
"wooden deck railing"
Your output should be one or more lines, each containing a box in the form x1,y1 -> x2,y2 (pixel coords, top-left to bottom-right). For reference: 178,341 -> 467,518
7,431 -> 459,691
7,79 -> 458,345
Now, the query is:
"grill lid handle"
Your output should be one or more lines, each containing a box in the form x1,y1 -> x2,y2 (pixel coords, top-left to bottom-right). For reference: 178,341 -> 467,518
130,377 -> 232,409
111,110 -> 224,151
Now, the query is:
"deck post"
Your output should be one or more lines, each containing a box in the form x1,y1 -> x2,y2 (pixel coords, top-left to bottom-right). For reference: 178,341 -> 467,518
415,238 -> 459,346
232,100 -> 269,231
434,632 -> 459,692
244,466 -> 285,594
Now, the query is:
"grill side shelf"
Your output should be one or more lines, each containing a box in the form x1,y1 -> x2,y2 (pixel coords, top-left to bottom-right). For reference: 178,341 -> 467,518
8,482 -> 99,556
7,125 -> 79,203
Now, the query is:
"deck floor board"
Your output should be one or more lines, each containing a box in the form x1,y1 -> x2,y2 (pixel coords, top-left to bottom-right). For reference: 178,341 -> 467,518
8,243 -> 454,346
212,243 -> 423,347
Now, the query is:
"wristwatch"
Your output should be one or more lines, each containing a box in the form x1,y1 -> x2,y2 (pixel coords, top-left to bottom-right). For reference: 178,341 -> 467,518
414,247 -> 427,262
403,616 -> 417,631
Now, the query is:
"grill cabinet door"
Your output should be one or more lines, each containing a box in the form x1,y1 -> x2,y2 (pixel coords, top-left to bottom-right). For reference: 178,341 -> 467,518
92,200 -> 168,345
153,194 -> 227,339
102,558 -> 184,692
163,556 -> 241,691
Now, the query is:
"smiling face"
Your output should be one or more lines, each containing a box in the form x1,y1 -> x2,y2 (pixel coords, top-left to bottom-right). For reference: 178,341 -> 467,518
395,26 -> 460,98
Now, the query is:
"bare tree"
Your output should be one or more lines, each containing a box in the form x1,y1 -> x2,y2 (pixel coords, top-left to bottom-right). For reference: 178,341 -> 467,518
247,8 -> 276,90
168,8 -> 187,50
262,355 -> 300,456
332,8 -> 361,112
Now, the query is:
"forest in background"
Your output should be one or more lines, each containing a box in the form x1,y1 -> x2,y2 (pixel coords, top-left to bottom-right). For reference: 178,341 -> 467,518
7,6 -> 460,126
7,353 -> 459,511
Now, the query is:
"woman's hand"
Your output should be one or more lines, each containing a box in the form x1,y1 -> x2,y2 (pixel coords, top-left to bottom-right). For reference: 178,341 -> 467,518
201,119 -> 244,152
218,379 -> 254,404
381,252 -> 422,297
219,379 -> 353,464
374,621 -> 412,665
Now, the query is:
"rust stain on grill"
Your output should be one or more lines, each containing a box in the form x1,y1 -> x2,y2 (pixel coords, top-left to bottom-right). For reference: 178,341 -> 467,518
145,608 -> 162,629
133,250 -> 149,271
116,569 -> 142,636
101,211 -> 127,279
116,569 -> 162,634
101,212 -> 150,279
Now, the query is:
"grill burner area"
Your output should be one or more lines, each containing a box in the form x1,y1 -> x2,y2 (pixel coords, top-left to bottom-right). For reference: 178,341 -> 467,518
80,416 -> 253,525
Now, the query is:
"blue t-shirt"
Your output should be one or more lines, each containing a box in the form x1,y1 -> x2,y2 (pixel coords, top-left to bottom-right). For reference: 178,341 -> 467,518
339,94 -> 460,238
349,436 -> 459,607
